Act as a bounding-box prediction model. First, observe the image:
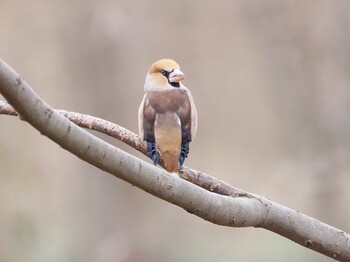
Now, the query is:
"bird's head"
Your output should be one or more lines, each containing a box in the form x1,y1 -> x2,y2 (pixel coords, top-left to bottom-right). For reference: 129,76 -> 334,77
144,59 -> 185,91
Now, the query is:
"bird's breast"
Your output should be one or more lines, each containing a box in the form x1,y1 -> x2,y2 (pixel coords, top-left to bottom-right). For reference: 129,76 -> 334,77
146,89 -> 190,115
154,112 -> 182,172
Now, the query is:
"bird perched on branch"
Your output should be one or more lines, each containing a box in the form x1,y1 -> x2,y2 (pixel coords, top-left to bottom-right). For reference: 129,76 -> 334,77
138,59 -> 198,173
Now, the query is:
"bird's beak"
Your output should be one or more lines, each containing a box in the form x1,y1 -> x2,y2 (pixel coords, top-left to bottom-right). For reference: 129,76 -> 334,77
169,69 -> 185,83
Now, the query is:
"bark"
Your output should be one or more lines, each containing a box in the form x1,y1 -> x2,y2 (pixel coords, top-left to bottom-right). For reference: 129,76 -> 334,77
0,59 -> 349,261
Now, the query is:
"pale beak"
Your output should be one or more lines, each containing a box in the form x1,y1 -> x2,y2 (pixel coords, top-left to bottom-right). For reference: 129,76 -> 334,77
168,69 -> 185,83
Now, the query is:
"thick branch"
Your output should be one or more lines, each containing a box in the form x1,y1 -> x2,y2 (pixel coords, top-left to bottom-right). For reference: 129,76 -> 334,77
0,59 -> 349,261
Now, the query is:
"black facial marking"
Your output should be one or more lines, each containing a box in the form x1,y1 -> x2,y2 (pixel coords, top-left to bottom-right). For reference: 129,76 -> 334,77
160,69 -> 170,77
169,81 -> 180,88
160,69 -> 180,88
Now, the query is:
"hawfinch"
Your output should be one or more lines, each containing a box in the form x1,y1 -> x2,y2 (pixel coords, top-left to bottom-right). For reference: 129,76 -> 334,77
138,59 -> 198,173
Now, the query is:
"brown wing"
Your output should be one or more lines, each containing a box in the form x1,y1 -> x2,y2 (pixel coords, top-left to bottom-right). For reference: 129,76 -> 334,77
138,93 -> 156,143
138,94 -> 146,140
185,88 -> 198,141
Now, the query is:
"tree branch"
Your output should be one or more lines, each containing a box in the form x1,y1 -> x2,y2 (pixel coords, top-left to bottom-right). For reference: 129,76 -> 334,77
0,100 -> 246,198
0,59 -> 349,261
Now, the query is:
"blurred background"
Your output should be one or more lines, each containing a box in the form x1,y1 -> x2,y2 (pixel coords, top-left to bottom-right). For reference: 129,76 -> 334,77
0,0 -> 350,261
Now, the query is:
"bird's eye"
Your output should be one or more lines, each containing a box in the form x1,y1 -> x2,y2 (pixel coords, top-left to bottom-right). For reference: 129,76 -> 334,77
160,69 -> 166,76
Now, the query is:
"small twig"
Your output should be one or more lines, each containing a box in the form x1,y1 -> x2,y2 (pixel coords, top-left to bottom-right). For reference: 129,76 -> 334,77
0,100 -> 18,116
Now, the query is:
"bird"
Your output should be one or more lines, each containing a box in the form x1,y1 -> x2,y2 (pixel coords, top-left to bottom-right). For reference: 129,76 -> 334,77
138,59 -> 198,173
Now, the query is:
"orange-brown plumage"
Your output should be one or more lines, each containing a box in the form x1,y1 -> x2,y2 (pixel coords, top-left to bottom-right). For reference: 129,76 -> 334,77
138,59 -> 197,173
